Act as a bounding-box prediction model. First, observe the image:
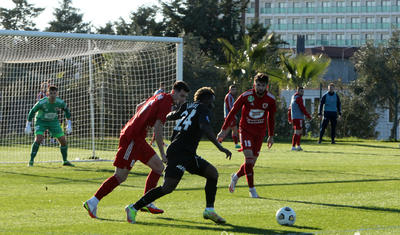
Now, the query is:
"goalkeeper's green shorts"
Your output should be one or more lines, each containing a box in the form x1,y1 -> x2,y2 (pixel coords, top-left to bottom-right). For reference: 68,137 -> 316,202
34,119 -> 64,138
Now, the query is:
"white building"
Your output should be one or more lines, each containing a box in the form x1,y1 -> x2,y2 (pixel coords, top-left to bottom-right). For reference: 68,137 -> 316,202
280,89 -> 396,140
245,0 -> 400,48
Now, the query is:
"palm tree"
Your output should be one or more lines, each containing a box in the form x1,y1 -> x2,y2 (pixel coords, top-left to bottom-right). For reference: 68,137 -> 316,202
217,34 -> 284,91
280,53 -> 331,89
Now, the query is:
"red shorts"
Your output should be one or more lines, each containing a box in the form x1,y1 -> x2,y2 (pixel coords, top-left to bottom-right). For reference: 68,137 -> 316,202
239,130 -> 264,157
113,135 -> 156,170
292,119 -> 304,130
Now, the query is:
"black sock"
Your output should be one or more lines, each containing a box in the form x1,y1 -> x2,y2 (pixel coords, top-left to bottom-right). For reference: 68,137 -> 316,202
205,178 -> 217,208
133,186 -> 165,210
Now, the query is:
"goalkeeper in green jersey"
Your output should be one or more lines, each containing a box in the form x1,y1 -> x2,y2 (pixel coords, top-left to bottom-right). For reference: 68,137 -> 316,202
25,85 -> 74,167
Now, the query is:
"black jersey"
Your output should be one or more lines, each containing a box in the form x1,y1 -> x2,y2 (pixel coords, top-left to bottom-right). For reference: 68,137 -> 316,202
169,102 -> 211,154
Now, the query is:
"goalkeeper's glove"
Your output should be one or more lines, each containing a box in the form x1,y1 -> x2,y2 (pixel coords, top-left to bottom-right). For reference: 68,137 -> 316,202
66,120 -> 72,134
25,121 -> 32,134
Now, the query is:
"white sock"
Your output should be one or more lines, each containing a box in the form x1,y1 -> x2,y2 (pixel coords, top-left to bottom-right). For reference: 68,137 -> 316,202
89,196 -> 99,207
205,207 -> 214,211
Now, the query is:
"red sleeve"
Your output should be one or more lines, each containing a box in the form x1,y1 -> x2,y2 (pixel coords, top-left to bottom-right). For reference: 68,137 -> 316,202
267,100 -> 276,137
287,107 -> 292,122
296,96 -> 311,119
222,94 -> 245,130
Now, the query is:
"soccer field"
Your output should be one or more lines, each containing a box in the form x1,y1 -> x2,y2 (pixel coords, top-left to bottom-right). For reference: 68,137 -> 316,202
0,139 -> 399,234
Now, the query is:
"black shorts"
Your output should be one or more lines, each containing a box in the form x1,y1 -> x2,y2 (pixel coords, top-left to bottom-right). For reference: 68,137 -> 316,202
164,147 -> 211,180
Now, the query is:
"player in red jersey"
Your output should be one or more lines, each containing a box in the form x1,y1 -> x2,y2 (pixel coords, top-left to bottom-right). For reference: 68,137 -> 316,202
223,84 -> 240,148
83,81 -> 190,218
288,87 -> 312,151
217,73 -> 276,198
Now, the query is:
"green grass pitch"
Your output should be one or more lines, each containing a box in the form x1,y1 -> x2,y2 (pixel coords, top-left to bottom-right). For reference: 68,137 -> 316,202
0,139 -> 399,234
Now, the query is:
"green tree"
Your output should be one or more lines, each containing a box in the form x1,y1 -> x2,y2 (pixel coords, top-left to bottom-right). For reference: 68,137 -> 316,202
96,22 -> 116,35
46,0 -> 91,33
280,53 -> 331,89
114,5 -> 165,36
352,30 -> 400,140
217,34 -> 284,91
0,0 -> 44,30
161,0 -> 246,59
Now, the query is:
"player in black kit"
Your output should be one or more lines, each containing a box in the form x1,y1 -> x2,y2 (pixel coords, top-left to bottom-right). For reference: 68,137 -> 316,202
125,87 -> 232,224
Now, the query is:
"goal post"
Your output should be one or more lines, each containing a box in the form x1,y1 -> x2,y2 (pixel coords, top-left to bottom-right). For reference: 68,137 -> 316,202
0,30 -> 183,163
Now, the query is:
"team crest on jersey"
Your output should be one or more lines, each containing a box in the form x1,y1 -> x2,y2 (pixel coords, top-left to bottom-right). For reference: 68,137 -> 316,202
262,103 -> 268,109
247,95 -> 254,102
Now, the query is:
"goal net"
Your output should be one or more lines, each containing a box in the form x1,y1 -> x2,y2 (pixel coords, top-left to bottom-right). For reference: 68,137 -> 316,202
0,30 -> 183,163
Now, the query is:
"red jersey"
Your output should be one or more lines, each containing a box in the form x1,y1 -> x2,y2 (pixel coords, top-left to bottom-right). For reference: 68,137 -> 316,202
121,93 -> 173,139
222,89 -> 276,137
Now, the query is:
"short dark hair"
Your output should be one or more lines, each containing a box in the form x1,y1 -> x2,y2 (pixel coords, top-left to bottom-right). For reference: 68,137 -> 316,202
229,84 -> 237,90
328,83 -> 335,87
254,73 -> 269,84
297,86 -> 304,91
48,85 -> 58,92
173,81 -> 190,93
194,87 -> 215,102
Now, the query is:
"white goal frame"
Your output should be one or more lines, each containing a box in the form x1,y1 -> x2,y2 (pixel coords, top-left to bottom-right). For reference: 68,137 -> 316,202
0,30 -> 183,163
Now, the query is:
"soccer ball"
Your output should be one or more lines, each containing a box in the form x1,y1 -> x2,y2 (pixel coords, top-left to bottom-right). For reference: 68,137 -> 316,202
276,207 -> 296,226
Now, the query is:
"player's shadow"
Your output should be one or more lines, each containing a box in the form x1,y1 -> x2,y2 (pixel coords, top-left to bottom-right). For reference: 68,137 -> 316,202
263,197 -> 400,214
141,217 -> 317,234
339,142 -> 399,149
0,169 -> 144,189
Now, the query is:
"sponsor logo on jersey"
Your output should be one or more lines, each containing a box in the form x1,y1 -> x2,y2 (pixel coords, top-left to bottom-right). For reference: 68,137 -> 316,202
247,95 -> 255,102
249,109 -> 265,119
262,103 -> 269,109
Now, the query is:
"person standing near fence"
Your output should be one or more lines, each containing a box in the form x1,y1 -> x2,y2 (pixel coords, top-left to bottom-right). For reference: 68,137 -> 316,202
318,83 -> 341,144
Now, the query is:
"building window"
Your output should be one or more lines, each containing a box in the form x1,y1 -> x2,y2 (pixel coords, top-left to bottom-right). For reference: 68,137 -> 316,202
381,17 -> 390,23
278,18 -> 287,24
336,17 -> 345,24
366,34 -> 374,40
265,19 -> 271,25
321,18 -> 330,24
294,2 -> 301,8
351,34 -> 360,40
351,1 -> 361,7
337,1 -> 346,7
336,34 -> 345,40
265,2 -> 272,8
382,0 -> 391,6
397,17 -> 400,23
293,18 -> 301,24
367,1 -> 376,7
398,0 -> 400,6
306,18 -> 315,24
321,34 -> 329,40
250,2 -> 255,8
366,17 -> 375,23
279,2 -> 287,8
306,2 -> 316,8
322,2 -> 330,7
351,17 -> 360,23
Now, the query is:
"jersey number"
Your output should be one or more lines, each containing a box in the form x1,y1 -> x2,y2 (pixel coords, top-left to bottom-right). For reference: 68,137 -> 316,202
174,109 -> 196,131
